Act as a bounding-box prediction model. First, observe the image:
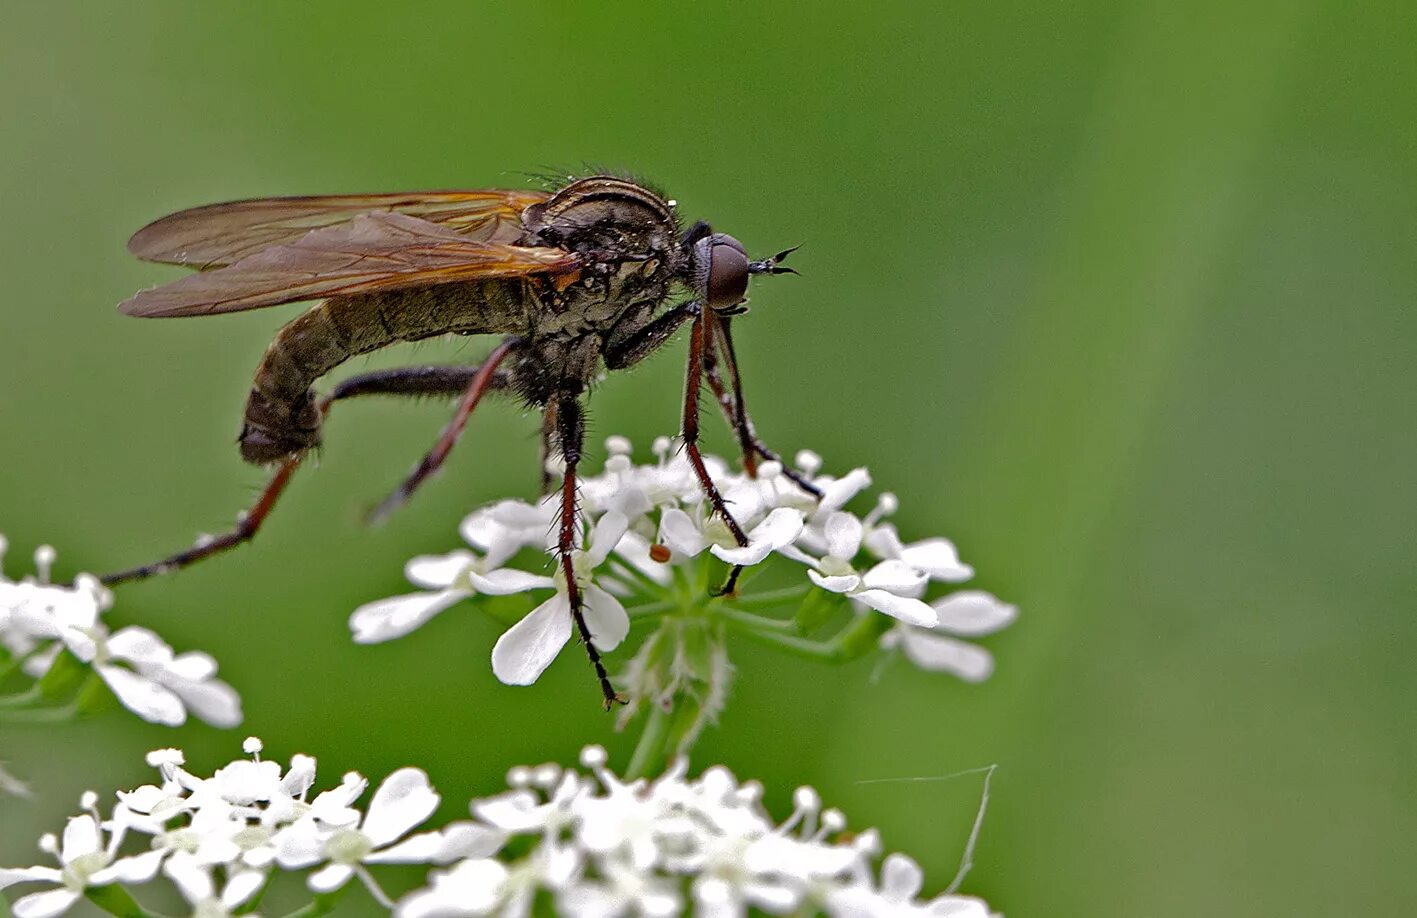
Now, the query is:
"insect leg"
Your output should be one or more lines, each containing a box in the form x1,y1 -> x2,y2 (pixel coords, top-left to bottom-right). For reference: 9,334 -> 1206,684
97,363 -> 508,586
682,307 -> 751,597
98,454 -> 304,586
368,337 -> 523,523
552,393 -> 624,709
706,315 -> 824,499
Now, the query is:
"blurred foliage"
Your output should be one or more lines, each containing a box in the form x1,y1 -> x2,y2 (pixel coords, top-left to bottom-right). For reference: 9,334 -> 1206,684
2,1 -> 1414,915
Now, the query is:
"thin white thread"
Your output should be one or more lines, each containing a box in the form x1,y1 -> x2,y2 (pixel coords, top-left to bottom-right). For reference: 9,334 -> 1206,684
853,764 -> 997,894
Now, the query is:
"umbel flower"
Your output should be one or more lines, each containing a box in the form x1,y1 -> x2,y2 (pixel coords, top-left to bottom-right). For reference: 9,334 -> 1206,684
350,437 -> 1018,708
0,538 -> 241,728
2,740 -> 1000,918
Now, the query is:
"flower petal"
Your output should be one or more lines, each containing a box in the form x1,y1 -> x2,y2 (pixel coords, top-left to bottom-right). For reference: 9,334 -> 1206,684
583,586 -> 630,652
823,512 -> 864,560
659,508 -> 707,558
307,862 -> 355,893
465,569 -> 555,595
12,888 -> 81,918
930,591 -> 1018,637
855,590 -> 939,627
222,870 -> 266,908
711,508 -> 804,565
88,849 -> 163,885
0,867 -> 64,890
167,677 -> 242,729
404,551 -> 476,589
362,768 -> 440,848
98,664 -> 186,725
899,538 -> 974,582
59,815 -> 102,861
348,589 -> 469,644
365,822 -> 503,864
491,596 -> 571,685
860,559 -> 929,596
807,569 -> 860,594
586,511 -> 629,567
900,630 -> 995,681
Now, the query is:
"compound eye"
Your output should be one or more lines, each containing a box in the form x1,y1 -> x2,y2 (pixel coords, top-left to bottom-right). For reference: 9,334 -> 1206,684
706,234 -> 750,309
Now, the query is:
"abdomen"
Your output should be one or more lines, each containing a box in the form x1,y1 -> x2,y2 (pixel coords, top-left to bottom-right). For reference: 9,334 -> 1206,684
239,278 -> 531,463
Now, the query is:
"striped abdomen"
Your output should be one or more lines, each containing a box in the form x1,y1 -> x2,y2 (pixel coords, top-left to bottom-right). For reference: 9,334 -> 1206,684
240,278 -> 530,463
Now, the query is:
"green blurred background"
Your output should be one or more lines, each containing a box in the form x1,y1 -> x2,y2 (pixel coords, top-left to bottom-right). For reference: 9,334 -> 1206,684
2,2 -> 1413,915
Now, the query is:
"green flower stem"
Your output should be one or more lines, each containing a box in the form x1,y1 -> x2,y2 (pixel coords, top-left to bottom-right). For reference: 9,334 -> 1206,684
624,700 -> 673,781
725,611 -> 892,662
277,887 -> 347,918
713,606 -> 798,633
0,686 -> 43,708
0,702 -> 78,723
727,585 -> 811,609
84,884 -> 157,918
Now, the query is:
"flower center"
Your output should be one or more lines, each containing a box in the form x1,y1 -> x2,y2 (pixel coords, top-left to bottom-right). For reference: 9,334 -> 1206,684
323,827 -> 374,864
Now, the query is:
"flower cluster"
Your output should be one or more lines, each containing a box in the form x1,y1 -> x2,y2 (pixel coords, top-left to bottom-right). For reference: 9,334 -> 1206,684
0,537 -> 241,728
1,741 -> 1000,918
351,437 -> 1017,687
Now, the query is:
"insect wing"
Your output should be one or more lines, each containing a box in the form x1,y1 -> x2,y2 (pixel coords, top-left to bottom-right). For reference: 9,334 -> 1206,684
118,211 -> 577,317
127,189 -> 550,268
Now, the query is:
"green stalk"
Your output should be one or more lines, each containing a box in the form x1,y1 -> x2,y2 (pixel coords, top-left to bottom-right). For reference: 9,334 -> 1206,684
624,701 -> 672,780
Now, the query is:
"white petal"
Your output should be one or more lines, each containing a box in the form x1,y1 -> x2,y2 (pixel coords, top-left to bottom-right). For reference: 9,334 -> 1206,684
465,568 -> 555,595
105,627 -> 172,665
362,768 -> 440,848
168,678 -> 242,728
855,590 -> 939,627
365,822 -> 503,864
899,538 -> 974,582
162,651 -> 218,682
0,867 -> 64,889
398,859 -> 508,918
100,665 -> 187,725
405,551 -> 476,589
307,862 -> 354,893
273,819 -> 328,868
711,508 -> 804,565
931,590 -> 1018,636
611,531 -> 673,585
88,849 -> 162,885
12,888 -> 81,918
491,596 -> 571,685
163,851 -> 213,904
860,559 -> 929,595
348,589 -> 469,644
659,508 -> 707,557
816,467 -> 871,513
586,510 -> 629,567
823,511 -> 864,560
807,569 -> 860,594
59,815 -> 102,861
222,870 -> 265,908
880,852 -> 924,899
582,586 -> 630,652
900,631 -> 994,681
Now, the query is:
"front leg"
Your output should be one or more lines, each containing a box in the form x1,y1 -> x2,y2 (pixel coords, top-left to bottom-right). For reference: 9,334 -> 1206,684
603,300 -> 700,370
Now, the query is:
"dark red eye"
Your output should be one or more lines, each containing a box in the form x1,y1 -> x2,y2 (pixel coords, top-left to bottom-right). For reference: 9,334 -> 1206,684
705,234 -> 749,309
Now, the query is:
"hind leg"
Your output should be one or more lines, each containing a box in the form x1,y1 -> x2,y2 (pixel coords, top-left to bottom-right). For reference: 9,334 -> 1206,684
99,362 -> 507,586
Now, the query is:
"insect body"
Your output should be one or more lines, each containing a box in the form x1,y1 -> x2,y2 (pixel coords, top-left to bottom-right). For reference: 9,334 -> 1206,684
108,176 -> 811,705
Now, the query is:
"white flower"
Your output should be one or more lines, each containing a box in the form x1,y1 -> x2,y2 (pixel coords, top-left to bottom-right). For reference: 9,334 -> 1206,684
881,591 -> 1018,682
274,768 -> 495,897
162,851 -> 264,918
0,813 -> 162,918
783,511 -> 939,628
490,512 -> 632,686
350,546 -> 555,644
0,540 -> 242,728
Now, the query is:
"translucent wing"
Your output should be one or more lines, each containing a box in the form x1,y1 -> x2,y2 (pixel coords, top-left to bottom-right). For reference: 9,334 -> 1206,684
118,211 -> 577,318
127,189 -> 549,268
